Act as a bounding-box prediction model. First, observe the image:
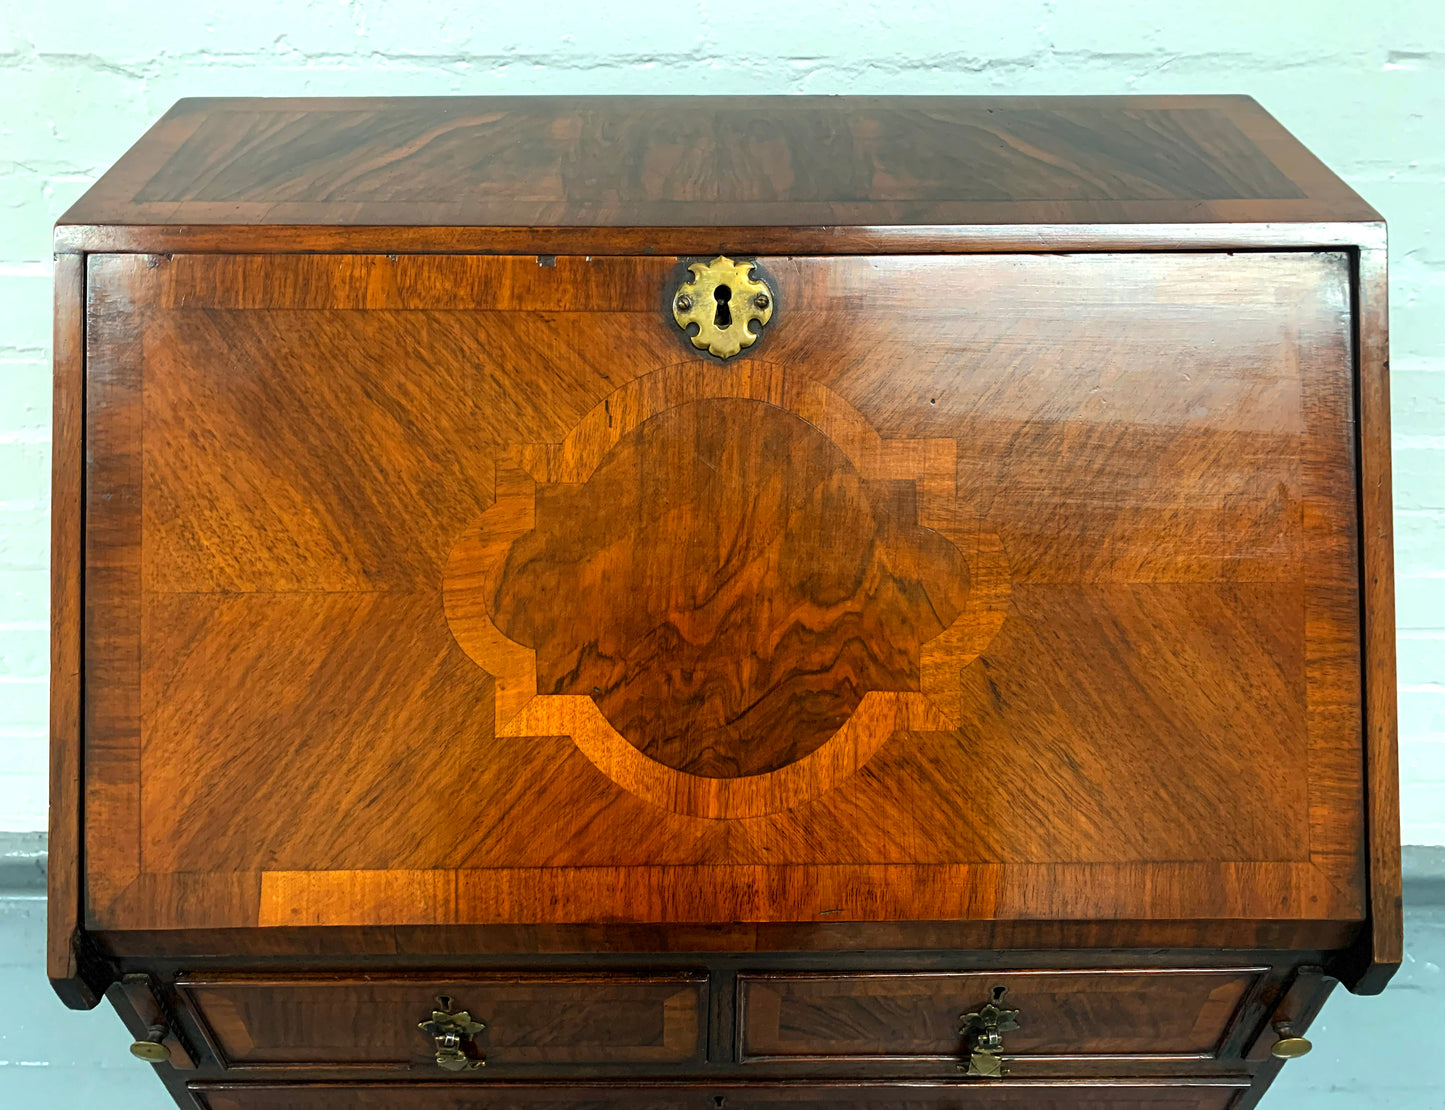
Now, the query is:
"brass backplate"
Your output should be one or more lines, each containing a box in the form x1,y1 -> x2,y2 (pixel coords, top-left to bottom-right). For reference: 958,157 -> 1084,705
672,256 -> 774,359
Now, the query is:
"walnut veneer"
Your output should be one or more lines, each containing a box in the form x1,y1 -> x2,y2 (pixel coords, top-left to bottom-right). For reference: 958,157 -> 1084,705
50,96 -> 1399,1110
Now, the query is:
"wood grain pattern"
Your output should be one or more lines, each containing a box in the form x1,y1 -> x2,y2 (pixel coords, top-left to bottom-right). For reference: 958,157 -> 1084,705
180,973 -> 707,1069
74,250 -> 1367,945
191,1081 -> 1250,1110
52,96 -> 1397,1109
443,361 -> 1005,816
46,252 -> 99,1008
738,969 -> 1261,1060
54,219 -> 1386,259
67,247 -> 1375,959
1340,242 -> 1403,994
488,397 -> 966,777
96,919 -> 1362,959
60,96 -> 1377,249
83,256 -> 146,922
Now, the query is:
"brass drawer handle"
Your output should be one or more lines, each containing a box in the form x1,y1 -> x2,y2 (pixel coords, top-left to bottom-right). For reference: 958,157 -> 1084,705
419,995 -> 486,1071
959,985 -> 1020,1078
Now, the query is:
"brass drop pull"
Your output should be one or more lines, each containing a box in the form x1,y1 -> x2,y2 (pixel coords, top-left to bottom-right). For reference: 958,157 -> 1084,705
672,256 -> 774,359
959,985 -> 1020,1078
1270,1021 -> 1313,1059
129,1024 -> 172,1063
418,995 -> 486,1071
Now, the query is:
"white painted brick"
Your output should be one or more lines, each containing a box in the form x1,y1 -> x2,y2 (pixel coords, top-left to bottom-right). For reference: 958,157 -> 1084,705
704,3 -> 1046,69
0,3 -> 15,56
1392,365 -> 1445,438
1393,445 -> 1445,511
1042,0 -> 1444,59
0,730 -> 46,777
0,64 -> 149,177
1390,259 -> 1445,363
1402,819 -> 1445,844
0,678 -> 44,728
1400,688 -> 1445,738
7,0 -> 360,61
0,443 -> 48,503
9,0 -> 1054,68
1397,577 -> 1445,630
0,272 -> 51,354
0,773 -> 46,832
0,572 -> 46,626
0,630 -> 44,680
1401,779 -> 1445,833
0,358 -> 48,433
0,507 -> 45,571
1399,636 -> 1445,684
0,169 -> 95,262
0,173 -> 52,265
1402,737 -> 1445,781
1396,511 -> 1445,576
1364,176 -> 1445,264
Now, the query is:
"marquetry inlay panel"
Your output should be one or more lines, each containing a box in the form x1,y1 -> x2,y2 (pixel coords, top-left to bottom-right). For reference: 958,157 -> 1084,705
444,362 -> 1011,818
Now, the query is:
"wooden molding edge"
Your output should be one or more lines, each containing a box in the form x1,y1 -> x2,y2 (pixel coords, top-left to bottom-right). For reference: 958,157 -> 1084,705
1333,242 -> 1403,997
48,252 -> 111,1010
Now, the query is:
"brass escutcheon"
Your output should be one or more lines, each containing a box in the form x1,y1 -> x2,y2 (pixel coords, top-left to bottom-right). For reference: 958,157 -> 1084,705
672,256 -> 774,359
959,985 -> 1020,1079
418,995 -> 486,1071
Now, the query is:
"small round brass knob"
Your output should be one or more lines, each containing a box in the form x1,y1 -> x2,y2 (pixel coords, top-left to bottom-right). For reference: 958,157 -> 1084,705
130,1025 -> 171,1063
1270,1022 -> 1312,1059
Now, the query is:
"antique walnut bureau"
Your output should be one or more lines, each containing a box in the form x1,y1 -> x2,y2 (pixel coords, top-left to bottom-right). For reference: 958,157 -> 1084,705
49,97 -> 1400,1110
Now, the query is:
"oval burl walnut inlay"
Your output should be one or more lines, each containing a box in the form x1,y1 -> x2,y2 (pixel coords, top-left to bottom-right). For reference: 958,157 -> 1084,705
490,397 -> 971,778
444,362 -> 1011,817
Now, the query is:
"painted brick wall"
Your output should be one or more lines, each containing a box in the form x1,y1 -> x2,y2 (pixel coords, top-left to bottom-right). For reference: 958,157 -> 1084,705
1,0 -> 1441,840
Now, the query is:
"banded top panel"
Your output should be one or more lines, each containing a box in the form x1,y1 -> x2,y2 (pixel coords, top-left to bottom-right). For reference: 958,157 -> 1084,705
80,250 -> 1367,940
59,95 -> 1377,244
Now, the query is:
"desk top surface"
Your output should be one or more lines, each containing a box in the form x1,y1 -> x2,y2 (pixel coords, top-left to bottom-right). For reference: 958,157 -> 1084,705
57,95 -> 1378,254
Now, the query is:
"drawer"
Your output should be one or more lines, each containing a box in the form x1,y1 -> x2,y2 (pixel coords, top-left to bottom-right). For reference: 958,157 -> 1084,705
179,973 -> 707,1070
193,1086 -> 697,1110
738,969 -> 1264,1062
192,1082 -> 1250,1110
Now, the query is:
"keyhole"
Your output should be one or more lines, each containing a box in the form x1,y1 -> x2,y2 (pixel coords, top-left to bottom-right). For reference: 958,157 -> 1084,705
713,285 -> 733,329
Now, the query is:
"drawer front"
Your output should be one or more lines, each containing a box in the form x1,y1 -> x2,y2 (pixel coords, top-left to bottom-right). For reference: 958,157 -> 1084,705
193,1083 -> 1248,1110
180,974 -> 707,1069
739,969 -> 1263,1061
195,1087 -> 696,1110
